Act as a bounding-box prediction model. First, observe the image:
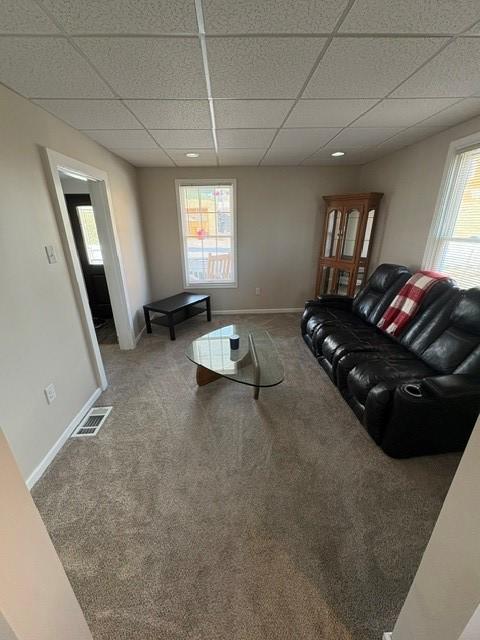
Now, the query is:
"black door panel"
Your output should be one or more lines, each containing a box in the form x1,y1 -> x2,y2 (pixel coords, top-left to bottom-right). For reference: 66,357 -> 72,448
65,194 -> 113,319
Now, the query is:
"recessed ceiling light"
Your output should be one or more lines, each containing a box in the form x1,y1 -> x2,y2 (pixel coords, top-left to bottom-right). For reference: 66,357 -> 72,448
331,151 -> 345,157
186,152 -> 200,158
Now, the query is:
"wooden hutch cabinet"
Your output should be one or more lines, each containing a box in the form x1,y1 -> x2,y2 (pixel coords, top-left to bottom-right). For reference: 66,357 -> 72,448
315,192 -> 383,297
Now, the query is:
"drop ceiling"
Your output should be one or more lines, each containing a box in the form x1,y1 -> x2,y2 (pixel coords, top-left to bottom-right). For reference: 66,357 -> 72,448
2,0 -> 480,167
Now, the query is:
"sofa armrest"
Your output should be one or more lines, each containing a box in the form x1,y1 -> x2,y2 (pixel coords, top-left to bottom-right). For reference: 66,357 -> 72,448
305,295 -> 353,310
379,378 -> 480,458
302,295 -> 354,339
422,374 -> 480,399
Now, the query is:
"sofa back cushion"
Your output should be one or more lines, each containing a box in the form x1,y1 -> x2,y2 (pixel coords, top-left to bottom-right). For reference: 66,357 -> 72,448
352,264 -> 411,324
399,279 -> 458,349
418,288 -> 480,374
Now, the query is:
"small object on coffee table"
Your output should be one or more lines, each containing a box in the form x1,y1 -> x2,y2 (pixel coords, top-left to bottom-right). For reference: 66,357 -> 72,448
143,293 -> 211,341
185,324 -> 284,399
229,334 -> 240,350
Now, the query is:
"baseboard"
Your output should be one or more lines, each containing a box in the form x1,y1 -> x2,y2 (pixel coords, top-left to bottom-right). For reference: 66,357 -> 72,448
26,387 -> 102,490
213,307 -> 303,315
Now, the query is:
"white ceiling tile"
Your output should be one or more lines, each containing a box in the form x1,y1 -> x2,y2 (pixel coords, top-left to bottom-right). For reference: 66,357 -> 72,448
261,149 -> 310,165
0,37 -> 113,98
420,98 -> 480,126
217,129 -> 275,149
303,37 -> 446,99
323,127 -> 403,149
392,39 -> 480,98
218,149 -> 265,165
340,0 -> 480,34
378,126 -> 446,149
285,99 -> 377,127
0,0 -> 59,34
41,0 -> 197,34
33,99 -> 142,129
353,98 -> 459,127
113,148 -> 174,166
214,100 -> 294,128
303,148 -> 378,165
83,129 -> 157,148
150,129 -> 214,149
207,37 -> 326,98
203,0 -> 349,34
168,149 -> 218,166
273,128 -> 340,152
74,37 -> 207,98
124,100 -> 211,129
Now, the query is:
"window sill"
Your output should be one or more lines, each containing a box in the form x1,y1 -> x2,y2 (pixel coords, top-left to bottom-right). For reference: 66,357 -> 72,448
184,282 -> 238,289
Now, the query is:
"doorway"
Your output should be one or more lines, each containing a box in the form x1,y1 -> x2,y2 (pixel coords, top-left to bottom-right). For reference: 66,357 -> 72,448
44,149 -> 136,391
64,192 -> 117,345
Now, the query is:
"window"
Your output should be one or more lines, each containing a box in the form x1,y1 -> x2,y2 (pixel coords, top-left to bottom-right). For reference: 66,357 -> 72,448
176,180 -> 237,288
424,145 -> 480,289
77,205 -> 103,265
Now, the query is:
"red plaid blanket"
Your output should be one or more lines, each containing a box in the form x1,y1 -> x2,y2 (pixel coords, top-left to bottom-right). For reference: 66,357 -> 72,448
377,270 -> 448,336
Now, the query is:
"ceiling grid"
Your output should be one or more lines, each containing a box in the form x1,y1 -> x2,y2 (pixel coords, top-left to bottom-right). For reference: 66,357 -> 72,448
0,0 -> 480,166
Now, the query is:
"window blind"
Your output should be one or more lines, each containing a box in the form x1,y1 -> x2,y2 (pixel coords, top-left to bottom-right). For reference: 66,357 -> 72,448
428,147 -> 480,289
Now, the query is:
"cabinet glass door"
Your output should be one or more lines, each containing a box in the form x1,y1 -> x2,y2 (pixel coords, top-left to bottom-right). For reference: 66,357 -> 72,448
318,265 -> 334,294
335,269 -> 351,295
354,264 -> 366,295
340,208 -> 361,261
324,209 -> 342,258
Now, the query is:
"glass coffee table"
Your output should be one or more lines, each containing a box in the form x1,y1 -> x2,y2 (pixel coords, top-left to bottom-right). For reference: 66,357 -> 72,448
185,324 -> 284,399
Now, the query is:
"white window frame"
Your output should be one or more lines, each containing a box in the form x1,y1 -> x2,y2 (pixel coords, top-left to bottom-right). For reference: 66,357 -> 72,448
423,131 -> 480,272
175,178 -> 238,289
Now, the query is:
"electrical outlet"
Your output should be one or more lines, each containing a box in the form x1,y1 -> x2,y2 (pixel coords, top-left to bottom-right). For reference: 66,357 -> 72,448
255,287 -> 261,295
44,383 -> 56,404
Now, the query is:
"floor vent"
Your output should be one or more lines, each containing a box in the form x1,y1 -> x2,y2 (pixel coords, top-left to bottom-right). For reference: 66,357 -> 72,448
71,406 -> 112,438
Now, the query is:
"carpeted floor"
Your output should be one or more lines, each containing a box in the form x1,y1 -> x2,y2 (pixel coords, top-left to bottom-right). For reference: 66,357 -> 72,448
32,313 -> 460,640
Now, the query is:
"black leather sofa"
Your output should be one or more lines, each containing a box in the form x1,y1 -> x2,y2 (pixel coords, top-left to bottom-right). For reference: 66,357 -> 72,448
301,264 -> 480,457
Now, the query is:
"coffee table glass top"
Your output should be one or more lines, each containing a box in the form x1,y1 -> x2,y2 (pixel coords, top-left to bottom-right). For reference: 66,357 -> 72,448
185,324 -> 284,388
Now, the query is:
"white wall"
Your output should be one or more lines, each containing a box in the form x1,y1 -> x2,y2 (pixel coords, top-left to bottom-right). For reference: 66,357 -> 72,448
359,114 -> 480,271
392,417 -> 480,640
0,84 -> 149,482
0,430 -> 93,640
138,166 -> 359,311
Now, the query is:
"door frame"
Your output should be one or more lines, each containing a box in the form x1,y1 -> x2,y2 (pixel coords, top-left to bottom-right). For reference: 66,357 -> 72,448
43,148 -> 136,390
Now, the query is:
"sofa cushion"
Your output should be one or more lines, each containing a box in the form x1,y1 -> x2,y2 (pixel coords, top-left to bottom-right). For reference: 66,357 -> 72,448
352,263 -> 411,324
336,344 -> 412,391
328,281 -> 458,387
347,357 -> 434,406
321,325 -> 387,365
419,288 -> 480,374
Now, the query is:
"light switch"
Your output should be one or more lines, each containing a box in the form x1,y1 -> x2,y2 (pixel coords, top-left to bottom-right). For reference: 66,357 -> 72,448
45,245 -> 57,264
44,383 -> 56,404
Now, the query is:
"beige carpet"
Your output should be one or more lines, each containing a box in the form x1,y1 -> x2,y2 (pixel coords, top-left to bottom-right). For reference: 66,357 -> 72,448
32,313 -> 460,640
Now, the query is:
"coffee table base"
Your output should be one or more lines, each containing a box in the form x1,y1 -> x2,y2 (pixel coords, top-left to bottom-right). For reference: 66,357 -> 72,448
196,365 -> 260,399
196,365 -> 221,386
